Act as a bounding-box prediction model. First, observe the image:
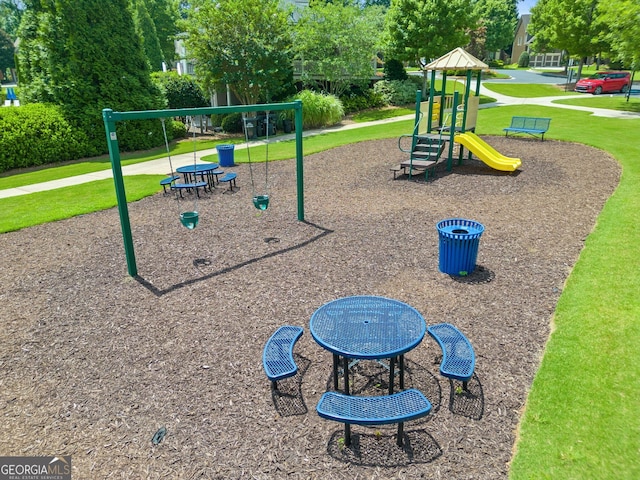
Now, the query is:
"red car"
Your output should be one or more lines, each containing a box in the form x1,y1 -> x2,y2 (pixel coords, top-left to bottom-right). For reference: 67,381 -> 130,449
574,71 -> 631,94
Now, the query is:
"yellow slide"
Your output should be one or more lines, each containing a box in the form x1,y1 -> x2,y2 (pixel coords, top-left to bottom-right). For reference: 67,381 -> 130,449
454,132 -> 522,172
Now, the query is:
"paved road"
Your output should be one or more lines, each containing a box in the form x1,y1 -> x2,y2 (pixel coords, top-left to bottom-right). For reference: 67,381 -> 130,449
484,68 -> 568,84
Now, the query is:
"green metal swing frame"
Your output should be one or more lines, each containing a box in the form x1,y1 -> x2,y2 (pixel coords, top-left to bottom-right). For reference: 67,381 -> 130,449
102,101 -> 304,277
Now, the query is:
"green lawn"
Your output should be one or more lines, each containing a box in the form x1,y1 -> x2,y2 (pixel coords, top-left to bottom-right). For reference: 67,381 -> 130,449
1,95 -> 640,478
553,95 -> 640,112
483,83 -> 578,98
477,105 -> 640,479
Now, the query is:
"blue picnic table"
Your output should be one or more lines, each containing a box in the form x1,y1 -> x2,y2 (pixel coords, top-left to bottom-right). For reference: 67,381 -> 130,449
310,295 -> 426,395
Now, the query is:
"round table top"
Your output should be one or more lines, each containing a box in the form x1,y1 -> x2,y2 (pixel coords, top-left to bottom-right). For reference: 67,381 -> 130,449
309,295 -> 426,360
176,163 -> 219,173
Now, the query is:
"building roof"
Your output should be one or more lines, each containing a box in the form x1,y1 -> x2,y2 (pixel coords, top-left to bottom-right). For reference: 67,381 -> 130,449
425,47 -> 488,71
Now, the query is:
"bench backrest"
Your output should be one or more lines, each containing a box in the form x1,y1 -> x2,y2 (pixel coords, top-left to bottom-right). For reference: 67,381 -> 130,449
510,116 -> 551,131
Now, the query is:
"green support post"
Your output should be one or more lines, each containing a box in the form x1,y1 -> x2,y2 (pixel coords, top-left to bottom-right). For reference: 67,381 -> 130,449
446,92 -> 459,172
294,100 -> 305,222
428,70 -> 437,132
103,108 -> 138,277
411,89 -> 422,156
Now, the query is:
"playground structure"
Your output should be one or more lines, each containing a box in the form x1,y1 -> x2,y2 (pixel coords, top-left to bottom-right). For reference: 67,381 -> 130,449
397,48 -> 521,179
102,101 -> 304,277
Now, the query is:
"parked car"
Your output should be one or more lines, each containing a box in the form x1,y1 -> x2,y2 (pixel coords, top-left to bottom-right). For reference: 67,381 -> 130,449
574,71 -> 631,95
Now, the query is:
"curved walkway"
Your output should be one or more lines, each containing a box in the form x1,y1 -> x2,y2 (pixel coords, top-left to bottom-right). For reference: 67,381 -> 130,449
1,89 -> 638,199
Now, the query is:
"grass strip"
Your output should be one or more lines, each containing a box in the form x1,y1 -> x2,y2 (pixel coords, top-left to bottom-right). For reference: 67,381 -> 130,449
483,83 -> 578,98
476,105 -> 640,480
0,176 -> 164,233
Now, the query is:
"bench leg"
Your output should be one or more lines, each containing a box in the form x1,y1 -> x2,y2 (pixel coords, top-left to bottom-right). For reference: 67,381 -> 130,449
344,424 -> 352,447
397,422 -> 404,447
271,380 -> 278,391
462,380 -> 468,391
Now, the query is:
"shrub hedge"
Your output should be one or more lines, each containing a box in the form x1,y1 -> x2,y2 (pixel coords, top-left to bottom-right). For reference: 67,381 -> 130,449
340,88 -> 385,114
0,103 -> 184,173
0,104 -> 90,172
374,79 -> 421,106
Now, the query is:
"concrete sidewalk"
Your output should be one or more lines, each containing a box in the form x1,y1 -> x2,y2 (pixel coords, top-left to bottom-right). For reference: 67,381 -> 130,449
0,114 -> 413,199
1,92 -> 638,199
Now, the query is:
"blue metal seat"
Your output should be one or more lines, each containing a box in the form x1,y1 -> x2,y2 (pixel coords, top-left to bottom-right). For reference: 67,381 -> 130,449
263,326 -> 304,389
219,172 -> 237,191
170,181 -> 208,198
427,323 -> 475,389
160,175 -> 180,194
316,389 -> 432,447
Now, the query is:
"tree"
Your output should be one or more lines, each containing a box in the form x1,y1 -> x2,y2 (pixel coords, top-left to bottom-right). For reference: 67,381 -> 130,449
599,0 -> 640,69
17,0 -> 165,153
146,0 -> 180,66
528,0 -> 609,79
184,0 -> 293,105
151,71 -> 208,109
0,0 -> 23,39
473,0 -> 518,57
0,29 -> 15,76
383,0 -> 476,90
293,2 -> 383,97
132,0 -> 165,71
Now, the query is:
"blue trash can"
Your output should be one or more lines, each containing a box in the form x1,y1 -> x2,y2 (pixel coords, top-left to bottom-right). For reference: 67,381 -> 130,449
217,144 -> 235,167
436,218 -> 484,276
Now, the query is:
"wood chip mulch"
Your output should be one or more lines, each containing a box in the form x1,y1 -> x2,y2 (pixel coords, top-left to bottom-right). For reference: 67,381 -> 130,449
0,136 -> 619,479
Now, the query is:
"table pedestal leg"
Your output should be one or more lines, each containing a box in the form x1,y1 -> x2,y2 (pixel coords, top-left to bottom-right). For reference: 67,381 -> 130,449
343,356 -> 350,395
332,354 -> 339,390
399,354 -> 405,390
388,356 -> 395,395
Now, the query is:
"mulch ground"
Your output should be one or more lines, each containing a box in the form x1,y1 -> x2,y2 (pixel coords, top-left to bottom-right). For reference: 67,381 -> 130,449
0,135 -> 619,479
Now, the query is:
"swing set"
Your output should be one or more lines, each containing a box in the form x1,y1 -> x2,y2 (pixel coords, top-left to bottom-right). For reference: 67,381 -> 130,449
102,101 -> 304,277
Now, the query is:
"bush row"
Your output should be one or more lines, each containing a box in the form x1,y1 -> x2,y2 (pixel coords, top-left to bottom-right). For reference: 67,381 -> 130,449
0,104 -> 184,173
374,78 -> 422,106
0,104 -> 89,172
1,77 -> 419,173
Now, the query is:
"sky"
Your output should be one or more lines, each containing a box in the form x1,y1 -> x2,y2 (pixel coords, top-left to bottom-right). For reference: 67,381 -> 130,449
518,0 -> 538,15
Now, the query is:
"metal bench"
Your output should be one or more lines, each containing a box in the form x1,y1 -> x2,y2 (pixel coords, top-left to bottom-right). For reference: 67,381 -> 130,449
218,172 -> 237,191
316,389 -> 432,447
427,323 -> 475,390
262,326 -> 304,390
170,181 -> 208,198
160,175 -> 180,194
503,116 -> 551,141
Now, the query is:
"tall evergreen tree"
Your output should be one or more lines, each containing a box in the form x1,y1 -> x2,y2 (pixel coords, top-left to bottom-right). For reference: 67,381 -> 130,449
18,0 -> 165,153
0,0 -> 23,39
0,28 -> 15,77
132,0 -> 165,71
146,0 -> 180,66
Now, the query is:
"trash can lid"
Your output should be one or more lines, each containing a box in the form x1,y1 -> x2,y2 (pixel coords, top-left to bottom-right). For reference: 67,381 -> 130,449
216,144 -> 234,150
436,218 -> 484,237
